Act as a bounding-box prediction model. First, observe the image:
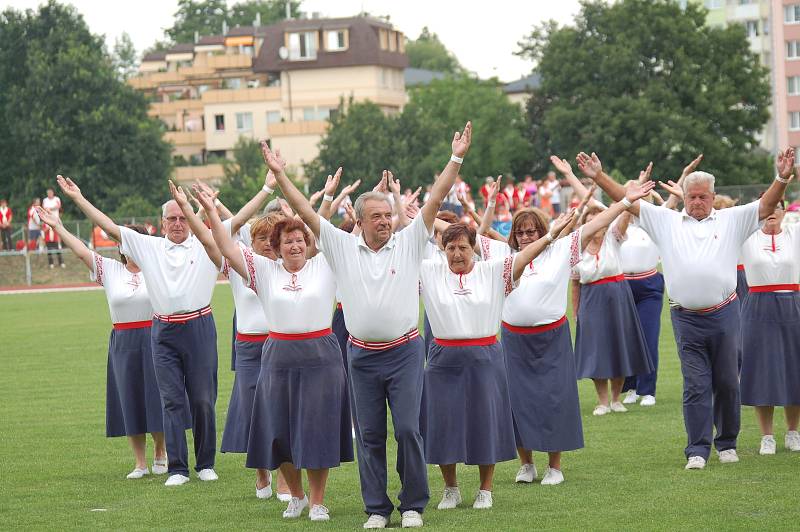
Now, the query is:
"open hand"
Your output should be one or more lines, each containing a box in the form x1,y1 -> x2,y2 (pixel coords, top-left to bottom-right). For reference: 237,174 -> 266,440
777,148 -> 796,181
658,179 -> 683,200
324,167 -> 343,197
681,154 -> 703,178
260,141 -> 285,175
56,175 -> 82,199
575,152 -> 602,179
625,180 -> 656,203
550,155 -> 574,177
452,121 -> 472,158
35,206 -> 61,228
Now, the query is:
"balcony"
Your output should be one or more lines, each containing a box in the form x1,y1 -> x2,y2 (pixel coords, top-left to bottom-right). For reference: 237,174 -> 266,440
177,65 -> 215,78
174,164 -> 226,183
148,99 -> 204,117
164,131 -> 206,146
206,55 -> 252,70
268,121 -> 328,137
201,87 -> 281,104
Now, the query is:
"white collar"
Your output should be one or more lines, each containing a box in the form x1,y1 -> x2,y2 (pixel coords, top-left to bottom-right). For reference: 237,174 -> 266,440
680,208 -> 717,222
164,234 -> 193,250
357,232 -> 397,252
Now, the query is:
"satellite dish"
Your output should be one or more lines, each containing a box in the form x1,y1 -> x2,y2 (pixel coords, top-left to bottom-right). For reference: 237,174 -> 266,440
278,46 -> 289,60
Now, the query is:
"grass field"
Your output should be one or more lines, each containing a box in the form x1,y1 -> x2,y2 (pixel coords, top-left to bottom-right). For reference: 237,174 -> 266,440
1,287 -> 798,530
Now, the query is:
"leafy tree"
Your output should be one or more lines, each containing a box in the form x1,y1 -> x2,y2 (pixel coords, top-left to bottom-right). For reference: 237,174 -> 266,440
217,137 -> 266,211
166,0 -> 228,43
405,26 -> 463,73
112,32 -> 138,81
517,0 -> 772,184
228,0 -> 301,27
112,195 -> 160,219
0,1 -> 172,217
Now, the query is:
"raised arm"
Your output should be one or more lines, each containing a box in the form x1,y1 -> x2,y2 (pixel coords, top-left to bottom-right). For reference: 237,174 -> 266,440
760,148 -> 795,220
166,181 -> 222,269
330,179 -> 361,218
195,189 -> 248,280
35,207 -> 93,270
662,154 -> 701,210
478,176 -> 500,236
261,141 -> 321,238
56,175 -> 120,241
512,211 -> 575,281
387,172 -> 410,229
421,121 -> 472,230
575,152 -> 631,212
551,155 -> 604,208
317,168 -> 343,220
229,169 -> 278,233
580,181 -> 655,249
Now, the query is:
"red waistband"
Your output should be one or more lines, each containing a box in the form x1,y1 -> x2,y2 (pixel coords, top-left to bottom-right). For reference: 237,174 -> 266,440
737,264 -> 745,271
434,336 -> 497,347
113,320 -> 152,330
589,274 -> 625,286
624,269 -> 658,281
153,305 -> 212,324
349,329 -> 420,351
672,292 -> 737,314
502,315 -> 567,335
749,284 -> 800,293
236,332 -> 269,342
269,328 -> 332,341
336,302 -> 342,310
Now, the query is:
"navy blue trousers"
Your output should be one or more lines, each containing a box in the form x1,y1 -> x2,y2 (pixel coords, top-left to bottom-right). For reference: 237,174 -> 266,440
670,302 -> 740,460
622,273 -> 664,396
151,313 -> 218,476
348,337 -> 429,518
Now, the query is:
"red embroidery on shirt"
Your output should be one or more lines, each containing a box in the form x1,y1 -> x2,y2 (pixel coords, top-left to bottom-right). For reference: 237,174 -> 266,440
94,254 -> 104,286
126,273 -> 141,290
242,247 -> 258,294
453,272 -> 472,295
282,272 -> 303,292
503,256 -> 513,296
480,235 -> 491,260
222,258 -> 230,279
569,230 -> 581,268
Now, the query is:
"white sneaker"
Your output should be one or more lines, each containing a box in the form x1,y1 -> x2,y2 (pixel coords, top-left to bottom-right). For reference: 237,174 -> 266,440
785,431 -> 800,451
126,467 -> 149,479
277,491 -> 292,502
592,404 -> 611,416
472,490 -> 493,509
622,390 -> 639,404
515,463 -> 537,483
152,458 -> 168,475
197,468 -> 218,481
437,486 -> 462,509
639,395 -> 656,407
685,456 -> 706,470
309,504 -> 330,522
401,510 -> 423,528
256,472 -> 273,499
540,467 -> 564,485
718,449 -> 739,463
165,474 -> 190,486
363,514 -> 389,529
283,495 -> 309,518
610,401 -> 628,413
759,435 -> 776,455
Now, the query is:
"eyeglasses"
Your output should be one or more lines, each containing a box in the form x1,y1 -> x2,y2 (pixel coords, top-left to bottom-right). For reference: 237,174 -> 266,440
514,230 -> 539,238
164,216 -> 187,224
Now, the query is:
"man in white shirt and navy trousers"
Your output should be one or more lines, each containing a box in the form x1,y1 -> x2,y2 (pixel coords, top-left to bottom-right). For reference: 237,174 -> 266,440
576,150 -> 794,470
264,123 -> 472,529
56,175 -> 221,486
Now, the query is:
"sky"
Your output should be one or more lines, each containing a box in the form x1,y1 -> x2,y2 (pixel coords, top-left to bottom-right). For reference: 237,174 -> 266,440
4,0 -> 583,82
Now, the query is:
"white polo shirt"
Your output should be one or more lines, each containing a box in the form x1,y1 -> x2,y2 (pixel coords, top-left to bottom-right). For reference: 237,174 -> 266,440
503,230 -> 582,326
118,227 -> 219,315
90,253 -> 153,324
620,224 -> 660,274
573,222 -> 625,284
42,196 -> 61,218
420,256 -> 515,339
317,214 -> 431,341
741,225 -> 800,288
637,200 -> 761,310
241,249 -> 336,334
478,234 -> 512,261
222,220 -> 268,334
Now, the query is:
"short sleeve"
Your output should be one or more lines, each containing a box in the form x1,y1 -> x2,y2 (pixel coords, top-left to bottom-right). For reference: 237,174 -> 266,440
90,252 -> 106,286
317,217 -> 355,273
726,201 -> 761,244
568,228 -> 583,268
636,200 -> 672,246
610,217 -> 627,244
240,246 -> 258,294
499,256 -> 517,296
396,213 -> 434,262
479,234 -> 512,261
119,226 -> 157,266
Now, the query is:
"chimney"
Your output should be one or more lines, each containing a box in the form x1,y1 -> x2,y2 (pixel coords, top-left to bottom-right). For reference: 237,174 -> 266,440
222,20 -> 228,35
285,0 -> 292,20
194,30 -> 199,43
255,12 -> 261,27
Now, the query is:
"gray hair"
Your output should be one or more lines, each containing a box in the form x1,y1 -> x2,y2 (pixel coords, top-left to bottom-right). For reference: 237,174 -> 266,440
353,192 -> 391,220
162,200 -> 174,218
682,171 -> 715,195
263,198 -> 283,215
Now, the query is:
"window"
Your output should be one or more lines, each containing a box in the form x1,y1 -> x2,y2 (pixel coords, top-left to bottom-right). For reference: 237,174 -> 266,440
303,107 -> 316,121
790,111 -> 800,131
790,77 -> 800,95
762,18 -> 769,35
786,4 -> 800,23
389,31 -> 398,52
225,78 -> 242,89
241,45 -> 255,56
379,29 -> 388,50
787,41 -> 800,59
704,0 -> 723,8
214,114 -> 225,131
745,20 -> 759,38
266,111 -> 282,124
326,30 -> 347,51
235,112 -> 253,131
289,31 -> 317,60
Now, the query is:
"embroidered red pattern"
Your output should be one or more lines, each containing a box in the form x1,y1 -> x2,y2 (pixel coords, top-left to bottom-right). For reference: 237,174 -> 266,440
503,256 -> 513,296
94,253 -> 104,286
222,258 -> 230,279
569,230 -> 581,268
243,247 -> 258,294
480,235 -> 491,260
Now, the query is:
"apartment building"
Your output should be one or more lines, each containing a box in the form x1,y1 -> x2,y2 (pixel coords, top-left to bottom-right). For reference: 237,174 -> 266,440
130,15 -> 408,182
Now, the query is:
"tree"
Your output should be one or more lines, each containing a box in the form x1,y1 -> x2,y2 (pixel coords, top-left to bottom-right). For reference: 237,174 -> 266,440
112,32 -> 138,81
517,0 -> 772,184
228,0 -> 301,27
0,1 -> 172,217
166,0 -> 228,43
217,137 -> 267,211
405,26 -> 463,73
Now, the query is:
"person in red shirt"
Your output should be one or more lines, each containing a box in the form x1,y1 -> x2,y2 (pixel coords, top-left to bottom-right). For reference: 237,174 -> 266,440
42,221 -> 65,268
0,199 -> 12,250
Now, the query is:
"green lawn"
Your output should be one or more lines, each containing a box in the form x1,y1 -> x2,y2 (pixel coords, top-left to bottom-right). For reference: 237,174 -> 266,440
1,287 -> 797,530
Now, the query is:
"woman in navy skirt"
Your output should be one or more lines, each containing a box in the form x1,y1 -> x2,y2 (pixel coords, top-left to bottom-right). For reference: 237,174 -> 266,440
571,203 -> 654,416
740,199 -> 800,455
502,183 -> 654,486
420,215 -> 574,510
36,207 -> 178,479
206,203 -> 352,523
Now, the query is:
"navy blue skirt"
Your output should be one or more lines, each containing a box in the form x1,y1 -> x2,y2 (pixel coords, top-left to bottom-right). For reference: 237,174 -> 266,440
502,322 -> 584,452
246,334 -> 354,470
575,281 -> 653,379
740,291 -> 800,406
331,306 -> 349,371
106,327 -> 167,437
221,338 -> 266,453
423,341 -> 516,465
736,268 -> 749,309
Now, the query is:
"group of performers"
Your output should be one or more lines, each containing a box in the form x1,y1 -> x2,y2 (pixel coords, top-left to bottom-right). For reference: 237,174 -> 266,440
36,122 -> 800,527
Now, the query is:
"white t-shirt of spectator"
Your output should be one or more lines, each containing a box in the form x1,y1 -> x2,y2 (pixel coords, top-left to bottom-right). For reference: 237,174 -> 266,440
42,196 -> 61,219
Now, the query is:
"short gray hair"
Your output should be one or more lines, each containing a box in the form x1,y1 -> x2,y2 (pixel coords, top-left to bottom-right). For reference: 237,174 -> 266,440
263,198 -> 283,215
682,171 -> 715,195
162,200 -> 174,218
353,192 -> 391,220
